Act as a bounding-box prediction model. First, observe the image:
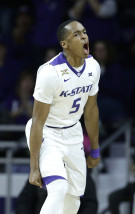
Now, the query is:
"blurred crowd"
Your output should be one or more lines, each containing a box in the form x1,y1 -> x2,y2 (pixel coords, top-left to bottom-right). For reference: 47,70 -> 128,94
0,1 -> 135,214
0,0 -> 135,135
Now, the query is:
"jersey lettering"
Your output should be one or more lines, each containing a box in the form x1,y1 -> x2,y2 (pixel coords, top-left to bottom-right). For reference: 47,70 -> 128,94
69,98 -> 81,114
59,84 -> 93,97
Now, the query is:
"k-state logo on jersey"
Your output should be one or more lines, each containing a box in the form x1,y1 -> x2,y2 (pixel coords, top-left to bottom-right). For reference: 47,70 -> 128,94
60,84 -> 93,97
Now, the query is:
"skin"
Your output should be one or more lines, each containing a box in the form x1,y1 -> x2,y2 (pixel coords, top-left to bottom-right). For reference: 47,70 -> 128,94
70,0 -> 100,18
69,0 -> 87,19
84,94 -> 100,168
61,21 -> 89,67
29,21 -> 100,188
29,100 -> 50,188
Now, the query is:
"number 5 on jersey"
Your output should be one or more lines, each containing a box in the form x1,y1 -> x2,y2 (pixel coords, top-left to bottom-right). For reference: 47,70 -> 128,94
69,98 -> 81,114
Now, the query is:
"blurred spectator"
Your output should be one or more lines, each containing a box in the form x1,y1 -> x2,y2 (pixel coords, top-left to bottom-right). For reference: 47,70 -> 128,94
69,0 -> 117,18
0,1 -> 33,38
108,183 -> 135,214
117,0 -> 135,44
14,7 -> 34,36
32,0 -> 66,48
43,47 -> 58,63
91,40 -> 127,128
31,0 -> 66,66
5,71 -> 34,124
106,155 -> 135,214
7,8 -> 35,70
0,4 -> 14,38
15,180 -> 46,214
36,47 -> 58,68
0,37 -> 21,101
68,0 -> 119,43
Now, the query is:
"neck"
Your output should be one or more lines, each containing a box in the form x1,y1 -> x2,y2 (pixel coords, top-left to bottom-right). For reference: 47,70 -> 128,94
63,50 -> 84,67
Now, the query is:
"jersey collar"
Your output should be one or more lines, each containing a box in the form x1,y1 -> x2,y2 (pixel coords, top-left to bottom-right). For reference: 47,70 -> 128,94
61,52 -> 86,77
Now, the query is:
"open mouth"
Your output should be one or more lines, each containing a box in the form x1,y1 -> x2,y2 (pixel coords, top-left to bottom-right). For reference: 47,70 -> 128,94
83,43 -> 89,55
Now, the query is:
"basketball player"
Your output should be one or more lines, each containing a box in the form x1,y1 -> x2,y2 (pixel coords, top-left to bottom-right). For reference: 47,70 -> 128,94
25,19 -> 100,214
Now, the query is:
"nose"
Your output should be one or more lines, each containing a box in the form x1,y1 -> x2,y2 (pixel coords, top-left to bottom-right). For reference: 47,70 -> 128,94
81,32 -> 87,40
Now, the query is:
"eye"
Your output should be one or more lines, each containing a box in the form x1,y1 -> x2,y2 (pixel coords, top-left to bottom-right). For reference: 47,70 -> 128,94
83,31 -> 87,34
74,33 -> 78,37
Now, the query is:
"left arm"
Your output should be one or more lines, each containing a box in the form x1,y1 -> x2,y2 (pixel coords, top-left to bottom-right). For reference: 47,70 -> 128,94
68,0 -> 87,19
84,93 -> 100,168
87,0 -> 101,15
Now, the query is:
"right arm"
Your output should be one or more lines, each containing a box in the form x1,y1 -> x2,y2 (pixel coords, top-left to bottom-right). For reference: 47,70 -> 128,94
29,65 -> 59,187
87,0 -> 100,15
29,99 -> 50,187
68,0 -> 87,19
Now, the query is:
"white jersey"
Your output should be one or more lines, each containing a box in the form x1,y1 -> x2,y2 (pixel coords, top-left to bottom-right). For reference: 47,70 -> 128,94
33,52 -> 100,128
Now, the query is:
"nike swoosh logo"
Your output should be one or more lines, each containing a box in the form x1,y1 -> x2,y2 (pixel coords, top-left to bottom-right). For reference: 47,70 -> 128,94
64,78 -> 70,82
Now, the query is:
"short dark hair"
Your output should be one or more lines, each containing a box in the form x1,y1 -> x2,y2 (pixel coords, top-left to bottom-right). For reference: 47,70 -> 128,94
57,19 -> 77,43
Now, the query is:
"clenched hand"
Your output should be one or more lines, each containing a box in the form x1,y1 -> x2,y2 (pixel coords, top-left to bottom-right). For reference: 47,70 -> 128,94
29,168 -> 42,188
87,155 -> 100,168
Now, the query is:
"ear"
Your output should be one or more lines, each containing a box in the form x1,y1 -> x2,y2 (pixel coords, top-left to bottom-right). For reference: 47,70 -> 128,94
60,40 -> 68,49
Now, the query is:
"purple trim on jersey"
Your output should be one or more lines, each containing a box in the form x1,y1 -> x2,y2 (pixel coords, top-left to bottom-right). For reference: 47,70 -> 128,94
80,195 -> 84,198
49,52 -> 64,66
42,175 -> 66,185
46,123 -> 76,129
88,54 -> 92,58
65,57 -> 86,77
50,52 -> 92,77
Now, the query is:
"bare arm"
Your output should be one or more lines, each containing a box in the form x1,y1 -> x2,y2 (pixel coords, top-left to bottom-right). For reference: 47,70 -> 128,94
84,94 -> 99,149
68,0 -> 87,18
84,94 -> 100,168
29,99 -> 50,187
11,102 -> 32,118
87,0 -> 101,15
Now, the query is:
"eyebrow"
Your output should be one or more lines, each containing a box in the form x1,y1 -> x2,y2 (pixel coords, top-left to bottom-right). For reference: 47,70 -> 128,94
73,28 -> 86,34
